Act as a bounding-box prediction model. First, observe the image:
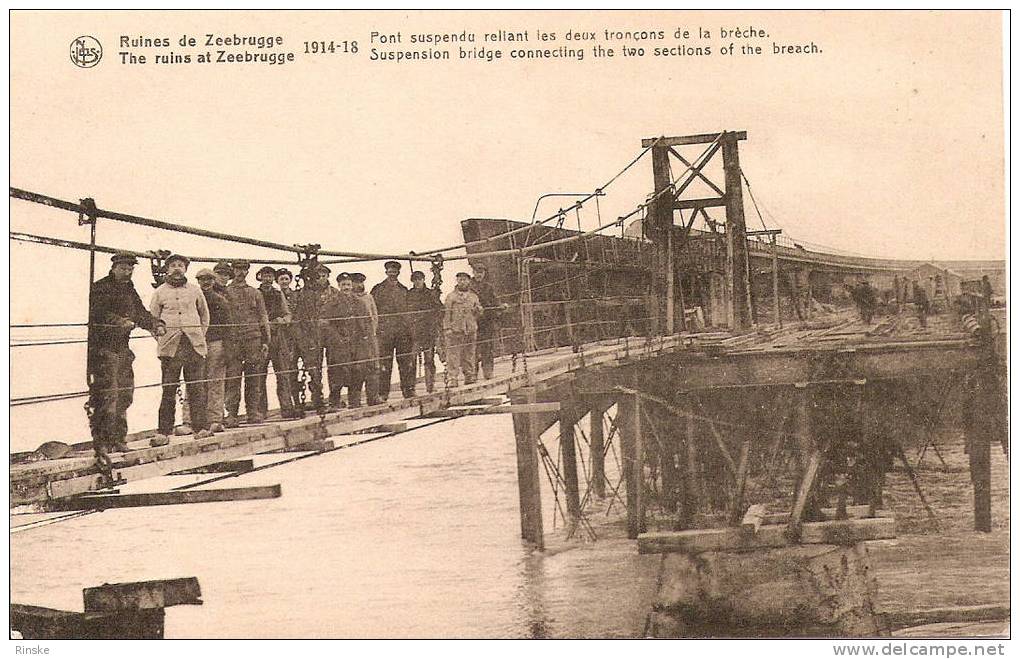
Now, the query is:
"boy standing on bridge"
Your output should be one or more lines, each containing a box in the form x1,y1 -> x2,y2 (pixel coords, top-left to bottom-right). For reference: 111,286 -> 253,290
87,252 -> 166,458
256,266 -> 298,419
443,272 -> 484,387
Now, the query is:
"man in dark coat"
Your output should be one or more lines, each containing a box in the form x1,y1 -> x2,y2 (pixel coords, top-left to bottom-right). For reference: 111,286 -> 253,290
87,252 -> 165,458
256,266 -> 298,419
292,263 -> 333,413
470,262 -> 504,380
406,270 -> 442,393
223,260 -> 271,426
276,268 -> 302,410
371,260 -> 414,400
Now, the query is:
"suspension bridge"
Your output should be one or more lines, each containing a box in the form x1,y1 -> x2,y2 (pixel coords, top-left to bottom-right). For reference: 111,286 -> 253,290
9,130 -> 1007,637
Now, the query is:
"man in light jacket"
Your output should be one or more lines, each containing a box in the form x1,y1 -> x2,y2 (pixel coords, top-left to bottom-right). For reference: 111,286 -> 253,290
443,272 -> 484,387
150,254 -> 211,444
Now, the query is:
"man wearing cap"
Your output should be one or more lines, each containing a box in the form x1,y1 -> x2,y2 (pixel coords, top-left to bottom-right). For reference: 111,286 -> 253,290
443,272 -> 484,386
320,273 -> 355,408
350,273 -> 380,404
255,266 -> 299,419
407,270 -> 443,393
149,254 -> 211,443
372,261 -> 415,400
87,252 -> 166,457
182,267 -> 236,434
470,262 -> 505,380
275,268 -> 303,406
291,263 -> 333,413
223,259 -> 271,426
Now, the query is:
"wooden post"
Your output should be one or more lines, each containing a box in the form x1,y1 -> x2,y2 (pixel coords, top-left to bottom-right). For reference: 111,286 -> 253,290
771,234 -> 781,327
788,386 -> 820,537
618,392 -> 646,539
666,225 -> 675,334
510,387 -> 545,549
721,132 -> 751,330
559,404 -> 582,521
966,351 -> 998,532
682,398 -> 701,527
651,144 -> 673,335
589,400 -> 608,499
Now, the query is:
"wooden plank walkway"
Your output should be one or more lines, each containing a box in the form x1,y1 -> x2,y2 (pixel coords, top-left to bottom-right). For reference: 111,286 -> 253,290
10,310 -> 983,508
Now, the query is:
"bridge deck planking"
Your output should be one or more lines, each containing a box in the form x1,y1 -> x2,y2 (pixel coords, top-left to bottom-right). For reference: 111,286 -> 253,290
10,313 -> 983,507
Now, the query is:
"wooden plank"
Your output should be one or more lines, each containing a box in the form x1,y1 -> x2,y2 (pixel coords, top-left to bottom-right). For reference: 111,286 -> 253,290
83,577 -> 202,612
45,485 -> 281,511
559,405 -> 582,521
883,604 -> 1010,630
45,435 -> 286,501
762,505 -> 889,525
642,131 -> 748,147
619,392 -> 645,539
727,439 -> 752,525
170,459 -> 253,475
638,516 -> 896,554
674,197 -> 726,210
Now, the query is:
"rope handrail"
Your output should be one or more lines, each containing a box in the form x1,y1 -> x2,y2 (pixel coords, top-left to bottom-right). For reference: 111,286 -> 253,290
10,314 -> 660,407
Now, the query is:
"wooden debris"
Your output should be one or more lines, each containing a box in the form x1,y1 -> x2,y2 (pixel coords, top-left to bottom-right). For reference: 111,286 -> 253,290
44,485 -> 281,511
882,604 -> 1010,631
638,516 -> 896,554
170,459 -> 253,475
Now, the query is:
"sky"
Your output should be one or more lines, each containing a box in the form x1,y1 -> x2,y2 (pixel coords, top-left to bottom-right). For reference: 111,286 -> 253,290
8,9 -> 1006,445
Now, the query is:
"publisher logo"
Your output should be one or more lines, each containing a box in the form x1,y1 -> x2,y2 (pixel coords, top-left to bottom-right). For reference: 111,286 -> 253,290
70,36 -> 102,68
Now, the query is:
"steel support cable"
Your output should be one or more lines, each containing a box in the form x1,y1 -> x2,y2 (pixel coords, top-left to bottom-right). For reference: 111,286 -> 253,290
10,142 -> 656,264
10,314 -> 659,406
409,137 -> 662,256
10,297 -> 649,337
10,231 -> 299,266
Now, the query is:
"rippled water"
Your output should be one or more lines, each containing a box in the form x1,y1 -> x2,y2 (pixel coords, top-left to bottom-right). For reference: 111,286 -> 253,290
10,415 -> 660,638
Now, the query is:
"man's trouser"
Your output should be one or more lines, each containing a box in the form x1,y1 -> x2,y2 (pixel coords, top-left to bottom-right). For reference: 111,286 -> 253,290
326,338 -> 351,406
257,333 -> 295,415
225,339 -> 264,420
413,336 -> 437,393
476,322 -> 497,380
159,337 -> 207,435
183,339 -> 226,427
297,341 -> 325,409
347,339 -> 379,407
377,327 -> 415,399
445,330 -> 477,385
88,348 -> 135,452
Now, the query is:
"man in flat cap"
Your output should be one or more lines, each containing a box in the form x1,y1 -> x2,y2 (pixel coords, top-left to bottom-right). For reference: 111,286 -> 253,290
291,262 -> 334,413
350,273 -> 380,405
180,267 -> 236,433
276,267 -> 302,407
407,270 -> 443,393
470,262 -> 506,381
256,265 -> 298,419
149,254 -> 211,443
223,259 -> 271,426
372,260 -> 414,400
443,271 -> 484,386
87,252 -> 166,458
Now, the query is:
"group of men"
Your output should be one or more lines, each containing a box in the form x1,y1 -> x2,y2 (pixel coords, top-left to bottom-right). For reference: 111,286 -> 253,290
86,252 -> 504,458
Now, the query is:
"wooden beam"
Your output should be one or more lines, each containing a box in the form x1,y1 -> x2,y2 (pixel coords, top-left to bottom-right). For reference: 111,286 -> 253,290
643,131 -> 748,148
674,197 -> 726,210
510,387 -> 545,549
722,131 -> 751,330
83,577 -> 202,612
589,400 -> 608,499
559,405 -> 582,521
668,146 -> 724,196
170,459 -> 254,475
44,485 -> 281,511
882,604 -> 1010,630
618,392 -> 646,539
638,516 -> 896,554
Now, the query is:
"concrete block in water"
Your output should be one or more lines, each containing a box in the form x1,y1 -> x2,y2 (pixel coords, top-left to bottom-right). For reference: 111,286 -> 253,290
649,543 -> 882,637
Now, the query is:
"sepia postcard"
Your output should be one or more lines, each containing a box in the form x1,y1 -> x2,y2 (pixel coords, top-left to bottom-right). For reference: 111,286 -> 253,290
7,8 -> 1009,651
